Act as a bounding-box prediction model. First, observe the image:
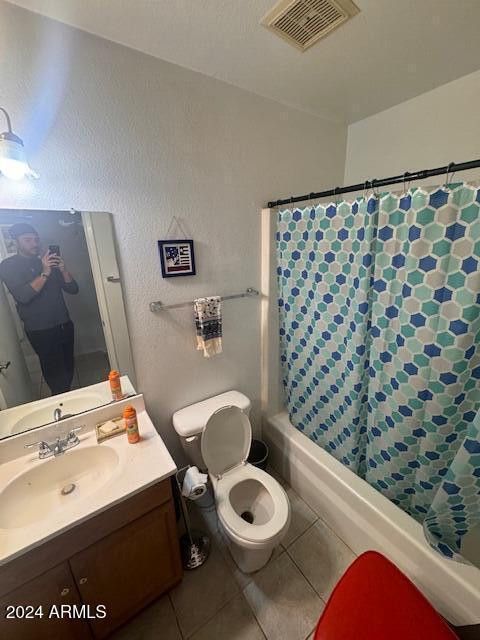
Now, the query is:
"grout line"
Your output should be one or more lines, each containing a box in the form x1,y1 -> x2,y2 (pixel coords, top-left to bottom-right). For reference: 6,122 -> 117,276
286,545 -> 328,606
283,514 -> 319,549
183,590 -> 240,639
312,511 -> 357,556
242,591 -> 268,640
168,592 -> 185,640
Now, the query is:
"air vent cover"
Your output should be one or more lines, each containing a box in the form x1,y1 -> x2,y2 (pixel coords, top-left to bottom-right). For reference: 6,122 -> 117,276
261,0 -> 359,51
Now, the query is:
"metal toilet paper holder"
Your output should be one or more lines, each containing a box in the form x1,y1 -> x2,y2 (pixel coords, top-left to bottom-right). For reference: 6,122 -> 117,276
175,465 -> 210,570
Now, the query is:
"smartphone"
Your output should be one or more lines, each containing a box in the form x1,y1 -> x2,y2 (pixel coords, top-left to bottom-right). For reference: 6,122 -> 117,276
49,244 -> 60,256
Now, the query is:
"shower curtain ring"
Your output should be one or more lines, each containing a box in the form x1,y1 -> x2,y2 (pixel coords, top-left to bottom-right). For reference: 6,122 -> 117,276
371,179 -> 379,198
444,162 -> 456,191
403,171 -> 411,195
363,180 -> 370,201
334,186 -> 340,206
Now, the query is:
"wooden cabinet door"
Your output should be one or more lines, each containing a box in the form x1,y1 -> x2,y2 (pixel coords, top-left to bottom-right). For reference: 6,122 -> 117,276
0,562 -> 91,640
70,502 -> 182,639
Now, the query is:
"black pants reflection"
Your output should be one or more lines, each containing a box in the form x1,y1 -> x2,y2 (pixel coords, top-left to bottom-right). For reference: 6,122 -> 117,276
26,321 -> 75,395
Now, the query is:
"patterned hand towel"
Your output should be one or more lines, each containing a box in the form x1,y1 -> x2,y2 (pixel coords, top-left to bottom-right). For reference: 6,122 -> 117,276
194,296 -> 222,358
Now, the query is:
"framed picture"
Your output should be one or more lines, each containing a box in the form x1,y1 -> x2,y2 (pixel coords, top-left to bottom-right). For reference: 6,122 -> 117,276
0,225 -> 16,258
158,239 -> 196,278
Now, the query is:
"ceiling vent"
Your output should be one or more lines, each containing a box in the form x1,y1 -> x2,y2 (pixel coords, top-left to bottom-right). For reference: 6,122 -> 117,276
261,0 -> 359,51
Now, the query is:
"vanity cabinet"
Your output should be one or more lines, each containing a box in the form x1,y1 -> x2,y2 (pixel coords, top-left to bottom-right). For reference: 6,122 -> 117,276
0,563 -> 89,640
70,503 -> 182,638
0,479 -> 182,639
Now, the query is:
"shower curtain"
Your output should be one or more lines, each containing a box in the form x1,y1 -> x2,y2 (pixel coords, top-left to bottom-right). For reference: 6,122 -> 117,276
277,181 -> 480,562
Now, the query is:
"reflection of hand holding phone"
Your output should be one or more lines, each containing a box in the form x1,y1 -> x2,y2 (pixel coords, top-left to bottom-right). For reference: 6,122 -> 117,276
49,245 -> 60,269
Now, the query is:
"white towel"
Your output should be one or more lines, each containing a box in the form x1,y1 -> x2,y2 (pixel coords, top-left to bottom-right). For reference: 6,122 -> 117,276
194,296 -> 222,358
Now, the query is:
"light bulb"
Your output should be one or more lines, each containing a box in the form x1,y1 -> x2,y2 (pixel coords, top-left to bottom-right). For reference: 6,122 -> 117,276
0,157 -> 28,181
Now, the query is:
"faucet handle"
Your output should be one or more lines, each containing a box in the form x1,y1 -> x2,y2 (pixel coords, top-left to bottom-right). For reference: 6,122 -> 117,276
25,440 -> 48,450
71,425 -> 85,433
66,425 -> 84,442
25,441 -> 52,457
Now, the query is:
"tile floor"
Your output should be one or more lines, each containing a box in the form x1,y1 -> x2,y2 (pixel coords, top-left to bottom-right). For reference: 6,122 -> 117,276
31,350 -> 110,399
112,467 -> 357,640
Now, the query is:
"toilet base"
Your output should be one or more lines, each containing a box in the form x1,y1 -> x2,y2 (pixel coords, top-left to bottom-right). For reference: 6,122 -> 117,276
229,541 -> 273,573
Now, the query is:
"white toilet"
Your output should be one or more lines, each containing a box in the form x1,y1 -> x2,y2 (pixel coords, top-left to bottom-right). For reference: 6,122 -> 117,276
173,391 -> 290,573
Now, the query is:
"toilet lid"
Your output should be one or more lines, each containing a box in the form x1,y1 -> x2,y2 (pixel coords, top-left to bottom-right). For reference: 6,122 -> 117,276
201,406 -> 252,477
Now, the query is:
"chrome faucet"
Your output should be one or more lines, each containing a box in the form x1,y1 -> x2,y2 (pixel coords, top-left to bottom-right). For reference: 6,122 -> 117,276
25,426 -> 84,459
53,406 -> 74,422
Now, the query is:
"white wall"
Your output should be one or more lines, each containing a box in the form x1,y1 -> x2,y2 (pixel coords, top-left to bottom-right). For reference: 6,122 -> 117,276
0,2 -> 347,457
345,69 -> 480,185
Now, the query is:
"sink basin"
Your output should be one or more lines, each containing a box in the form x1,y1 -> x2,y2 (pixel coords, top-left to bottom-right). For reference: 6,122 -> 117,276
10,393 -> 106,435
0,446 -> 119,529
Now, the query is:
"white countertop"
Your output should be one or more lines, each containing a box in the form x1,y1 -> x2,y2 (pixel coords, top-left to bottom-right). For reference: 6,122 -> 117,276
0,402 -> 176,566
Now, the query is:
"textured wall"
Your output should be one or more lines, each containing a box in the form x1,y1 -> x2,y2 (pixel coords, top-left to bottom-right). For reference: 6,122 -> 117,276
0,2 -> 347,458
344,69 -> 480,184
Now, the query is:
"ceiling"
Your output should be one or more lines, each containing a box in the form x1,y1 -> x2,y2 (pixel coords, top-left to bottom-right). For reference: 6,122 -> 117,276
6,0 -> 480,123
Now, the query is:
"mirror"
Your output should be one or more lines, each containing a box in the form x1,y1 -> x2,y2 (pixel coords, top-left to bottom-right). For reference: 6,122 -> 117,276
0,210 -> 135,440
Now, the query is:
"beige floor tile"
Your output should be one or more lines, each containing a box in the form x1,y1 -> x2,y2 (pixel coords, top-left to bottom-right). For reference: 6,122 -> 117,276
76,350 -> 109,368
190,594 -> 266,640
282,487 -> 318,548
243,552 -> 324,640
170,543 -> 240,638
288,518 -> 355,602
77,367 -> 107,388
110,595 -> 181,640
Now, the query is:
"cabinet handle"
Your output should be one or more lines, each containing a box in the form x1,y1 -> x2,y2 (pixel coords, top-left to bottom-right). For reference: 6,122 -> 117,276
79,577 -> 88,585
60,587 -> 70,597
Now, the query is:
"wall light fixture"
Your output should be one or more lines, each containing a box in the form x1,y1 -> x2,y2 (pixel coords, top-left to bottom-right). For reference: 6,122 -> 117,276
0,107 -> 38,181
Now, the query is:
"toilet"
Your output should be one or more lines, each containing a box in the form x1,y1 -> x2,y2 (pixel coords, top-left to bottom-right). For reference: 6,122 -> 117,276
173,391 -> 290,573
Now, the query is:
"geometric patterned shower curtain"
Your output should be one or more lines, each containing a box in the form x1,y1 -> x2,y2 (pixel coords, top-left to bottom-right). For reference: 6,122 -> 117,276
277,182 -> 480,562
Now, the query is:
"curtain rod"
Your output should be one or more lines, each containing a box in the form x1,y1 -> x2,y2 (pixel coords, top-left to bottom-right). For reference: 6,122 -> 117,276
267,159 -> 480,209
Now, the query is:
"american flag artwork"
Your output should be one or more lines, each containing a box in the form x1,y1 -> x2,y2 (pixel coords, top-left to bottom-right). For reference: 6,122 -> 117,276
158,239 -> 196,278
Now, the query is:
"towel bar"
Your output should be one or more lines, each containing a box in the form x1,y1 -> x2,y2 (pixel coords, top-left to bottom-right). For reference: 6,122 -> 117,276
149,288 -> 259,312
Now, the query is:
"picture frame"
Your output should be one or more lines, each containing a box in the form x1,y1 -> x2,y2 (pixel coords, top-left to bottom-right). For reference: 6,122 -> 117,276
158,239 -> 196,278
0,225 -> 16,258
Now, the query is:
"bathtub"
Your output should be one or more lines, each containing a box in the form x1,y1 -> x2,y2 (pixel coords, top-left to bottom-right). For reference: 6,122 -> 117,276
264,411 -> 480,626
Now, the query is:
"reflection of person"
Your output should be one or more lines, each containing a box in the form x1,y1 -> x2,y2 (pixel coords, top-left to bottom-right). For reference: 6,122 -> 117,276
0,223 -> 79,395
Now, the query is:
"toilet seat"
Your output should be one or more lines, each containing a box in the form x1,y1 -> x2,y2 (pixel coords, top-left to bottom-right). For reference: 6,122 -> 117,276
201,405 -> 251,477
201,405 -> 290,556
215,463 -> 290,546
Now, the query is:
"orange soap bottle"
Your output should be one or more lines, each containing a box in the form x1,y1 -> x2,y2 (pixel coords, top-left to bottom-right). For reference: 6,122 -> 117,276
109,370 -> 123,401
124,405 -> 140,444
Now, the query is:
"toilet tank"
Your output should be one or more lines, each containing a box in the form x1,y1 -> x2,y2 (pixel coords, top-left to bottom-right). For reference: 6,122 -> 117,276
172,390 -> 251,471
